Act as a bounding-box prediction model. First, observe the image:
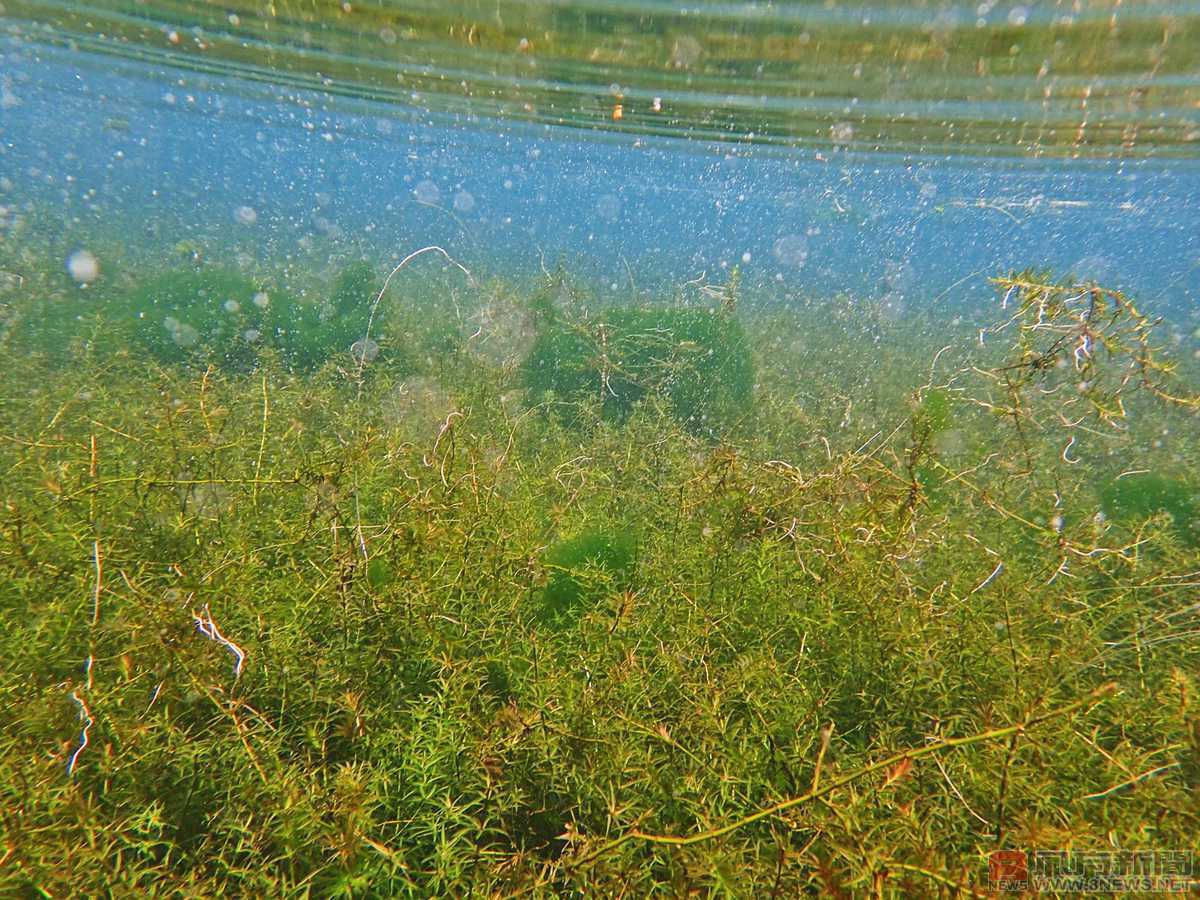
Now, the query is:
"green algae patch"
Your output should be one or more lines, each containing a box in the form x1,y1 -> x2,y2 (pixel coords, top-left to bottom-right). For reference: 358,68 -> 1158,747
326,261 -> 380,359
1101,472 -> 1199,547
118,268 -> 325,370
916,387 -> 953,434
539,528 -> 637,624
113,264 -> 402,372
523,307 -> 753,436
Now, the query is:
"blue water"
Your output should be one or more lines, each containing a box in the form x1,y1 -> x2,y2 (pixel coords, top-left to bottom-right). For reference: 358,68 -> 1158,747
3,38 -> 1199,314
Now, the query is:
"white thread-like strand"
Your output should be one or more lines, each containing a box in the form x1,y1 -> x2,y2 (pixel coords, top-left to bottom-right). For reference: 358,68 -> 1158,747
970,561 -> 1004,595
357,246 -> 475,379
193,605 -> 246,679
1062,435 -> 1081,465
1073,332 -> 1093,369
145,681 -> 163,715
66,691 -> 93,778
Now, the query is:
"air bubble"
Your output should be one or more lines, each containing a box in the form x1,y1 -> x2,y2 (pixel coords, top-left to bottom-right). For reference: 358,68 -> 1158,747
413,179 -> 440,204
772,234 -> 808,267
452,190 -> 476,213
596,194 -> 621,222
351,337 -> 380,365
66,250 -> 100,284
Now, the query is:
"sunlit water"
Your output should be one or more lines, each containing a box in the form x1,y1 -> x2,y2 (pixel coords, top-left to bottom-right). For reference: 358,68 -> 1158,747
3,1 -> 1199,312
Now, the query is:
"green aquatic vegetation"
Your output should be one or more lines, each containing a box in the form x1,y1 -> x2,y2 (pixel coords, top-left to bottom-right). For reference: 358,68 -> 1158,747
523,305 -> 754,436
116,268 -> 322,370
1100,472 -> 1199,547
915,386 -> 953,433
327,260 -> 383,359
539,527 -> 637,624
0,268 -> 1198,897
109,265 -> 408,373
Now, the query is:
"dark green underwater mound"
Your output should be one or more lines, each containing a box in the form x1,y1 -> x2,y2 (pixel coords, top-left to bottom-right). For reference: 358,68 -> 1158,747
118,264 -> 386,372
121,269 -> 313,370
539,529 -> 637,624
1100,472 -> 1199,547
523,307 -> 753,436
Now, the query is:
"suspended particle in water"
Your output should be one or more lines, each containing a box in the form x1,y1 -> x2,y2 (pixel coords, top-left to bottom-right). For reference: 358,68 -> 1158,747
379,26 -> 397,45
243,328 -> 261,343
1008,6 -> 1030,26
233,205 -> 258,225
67,250 -> 100,284
517,37 -> 531,52
0,80 -> 18,110
596,194 -> 621,222
351,337 -> 380,365
883,259 -> 917,294
223,299 -> 240,314
771,234 -> 808,267
830,122 -> 855,145
452,190 -> 476,213
741,252 -> 752,264
669,35 -> 702,68
1070,254 -> 1116,284
253,291 -> 270,309
172,323 -> 199,347
413,179 -> 440,204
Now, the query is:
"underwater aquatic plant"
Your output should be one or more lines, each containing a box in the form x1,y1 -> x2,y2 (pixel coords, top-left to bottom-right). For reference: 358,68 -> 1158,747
1100,472 -> 1199,547
539,528 -> 637,623
118,269 -> 324,370
3,262 -> 1199,898
523,306 -> 753,436
328,261 -> 383,361
112,264 -> 432,372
